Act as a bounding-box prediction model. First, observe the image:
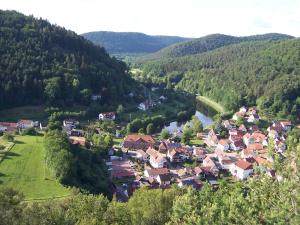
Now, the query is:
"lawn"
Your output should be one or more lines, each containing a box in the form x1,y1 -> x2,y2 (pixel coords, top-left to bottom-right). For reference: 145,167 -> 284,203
196,96 -> 225,114
189,139 -> 204,146
113,138 -> 123,146
0,135 -> 71,201
0,105 -> 47,122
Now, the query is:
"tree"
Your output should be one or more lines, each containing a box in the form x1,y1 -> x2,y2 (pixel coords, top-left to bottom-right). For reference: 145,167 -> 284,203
2,133 -> 14,142
146,123 -> 155,134
161,129 -> 170,139
181,124 -> 193,144
138,128 -> 145,134
44,77 -> 61,104
116,104 -> 124,115
0,188 -> 23,225
191,116 -> 203,134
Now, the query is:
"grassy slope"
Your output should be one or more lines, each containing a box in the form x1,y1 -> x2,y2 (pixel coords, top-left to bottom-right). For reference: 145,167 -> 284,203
0,135 -> 71,200
196,96 -> 225,114
0,106 -> 47,122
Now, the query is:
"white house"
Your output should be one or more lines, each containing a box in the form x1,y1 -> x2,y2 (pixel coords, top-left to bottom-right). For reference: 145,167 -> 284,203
247,114 -> 260,123
63,119 -> 79,127
146,148 -> 167,168
239,106 -> 247,114
138,100 -> 155,111
230,160 -> 253,180
217,139 -> 230,151
99,112 -> 116,121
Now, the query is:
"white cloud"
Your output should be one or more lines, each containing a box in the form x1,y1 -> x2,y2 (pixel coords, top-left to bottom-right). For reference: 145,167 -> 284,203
1,0 -> 299,37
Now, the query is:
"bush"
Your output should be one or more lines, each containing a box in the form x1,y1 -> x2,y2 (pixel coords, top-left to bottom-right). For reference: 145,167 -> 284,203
2,133 -> 14,142
21,127 -> 37,136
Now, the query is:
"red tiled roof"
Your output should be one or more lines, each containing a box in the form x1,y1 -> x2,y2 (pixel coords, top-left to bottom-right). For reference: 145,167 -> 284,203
125,134 -> 155,143
146,168 -> 169,177
235,160 -> 253,170
218,139 -> 230,145
247,143 -> 264,151
0,122 -> 17,128
18,120 -> 33,125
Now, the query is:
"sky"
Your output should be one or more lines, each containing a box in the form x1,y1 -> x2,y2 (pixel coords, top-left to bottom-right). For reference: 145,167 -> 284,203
1,0 -> 300,37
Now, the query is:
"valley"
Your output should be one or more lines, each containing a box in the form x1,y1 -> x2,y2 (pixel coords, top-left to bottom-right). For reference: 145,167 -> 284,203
0,8 -> 299,225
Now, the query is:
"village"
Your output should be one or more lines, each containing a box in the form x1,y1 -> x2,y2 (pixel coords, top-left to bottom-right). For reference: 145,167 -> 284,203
0,103 -> 294,202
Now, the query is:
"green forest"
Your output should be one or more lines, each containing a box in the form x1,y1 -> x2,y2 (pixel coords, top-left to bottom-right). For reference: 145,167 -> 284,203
139,33 -> 293,61
137,39 -> 300,121
0,10 -> 134,110
82,31 -> 190,54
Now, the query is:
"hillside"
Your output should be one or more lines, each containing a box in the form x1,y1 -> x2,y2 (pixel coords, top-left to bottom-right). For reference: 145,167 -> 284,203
139,33 -> 294,61
82,31 -> 191,54
137,39 -> 300,120
0,10 -> 134,110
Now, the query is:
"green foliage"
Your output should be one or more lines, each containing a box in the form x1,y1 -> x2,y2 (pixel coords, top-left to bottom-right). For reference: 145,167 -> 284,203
140,33 -> 293,61
44,130 -> 74,181
116,104 -> 124,115
21,127 -> 37,136
2,133 -> 14,142
161,129 -> 171,139
146,123 -> 155,134
0,10 -> 133,109
177,111 -> 189,122
127,115 -> 166,134
181,124 -> 193,144
140,39 -> 300,121
191,115 -> 203,133
82,31 -> 190,54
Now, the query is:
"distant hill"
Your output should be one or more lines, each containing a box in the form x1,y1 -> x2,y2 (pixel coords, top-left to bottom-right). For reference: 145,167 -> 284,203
82,31 -> 191,54
138,39 -> 300,120
0,10 -> 134,109
139,33 -> 294,61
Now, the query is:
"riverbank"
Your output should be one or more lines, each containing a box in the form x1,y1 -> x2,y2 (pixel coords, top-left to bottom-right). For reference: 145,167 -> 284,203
196,96 -> 225,114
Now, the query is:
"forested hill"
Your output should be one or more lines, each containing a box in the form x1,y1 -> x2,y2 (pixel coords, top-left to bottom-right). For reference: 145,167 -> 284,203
139,33 -> 294,61
82,31 -> 191,54
0,10 -> 134,109
138,39 -> 300,121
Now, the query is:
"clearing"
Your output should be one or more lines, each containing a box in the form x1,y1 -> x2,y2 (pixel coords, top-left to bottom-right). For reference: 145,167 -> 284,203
196,96 -> 225,114
0,135 -> 71,201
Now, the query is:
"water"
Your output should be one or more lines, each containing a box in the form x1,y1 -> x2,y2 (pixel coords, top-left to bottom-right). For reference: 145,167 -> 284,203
164,111 -> 214,133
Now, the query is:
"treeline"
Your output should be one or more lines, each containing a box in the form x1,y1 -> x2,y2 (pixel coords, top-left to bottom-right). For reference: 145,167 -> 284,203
1,178 -> 299,225
82,31 -> 190,54
138,33 -> 293,61
44,115 -> 111,196
0,10 -> 134,109
138,39 -> 300,121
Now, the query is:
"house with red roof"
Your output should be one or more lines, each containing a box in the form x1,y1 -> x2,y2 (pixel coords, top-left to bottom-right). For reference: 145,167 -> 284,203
217,139 -> 230,151
123,134 -> 155,150
0,122 -> 18,132
230,160 -> 253,180
17,120 -> 34,129
205,129 -> 218,147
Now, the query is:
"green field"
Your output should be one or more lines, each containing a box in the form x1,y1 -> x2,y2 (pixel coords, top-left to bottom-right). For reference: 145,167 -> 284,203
0,135 -> 71,201
0,105 -> 47,122
196,96 -> 225,114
